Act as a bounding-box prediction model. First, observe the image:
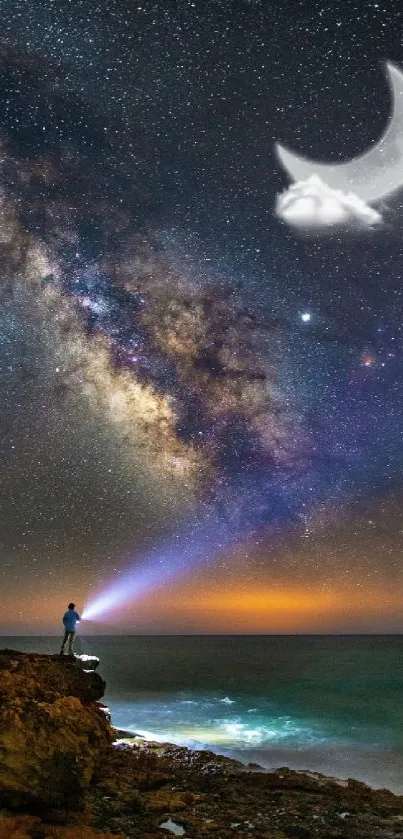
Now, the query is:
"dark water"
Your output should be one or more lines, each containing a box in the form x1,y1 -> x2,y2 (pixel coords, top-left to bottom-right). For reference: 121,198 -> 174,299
3,635 -> 403,793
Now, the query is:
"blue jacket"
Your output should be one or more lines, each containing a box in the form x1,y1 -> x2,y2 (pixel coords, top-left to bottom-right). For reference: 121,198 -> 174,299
62,610 -> 80,631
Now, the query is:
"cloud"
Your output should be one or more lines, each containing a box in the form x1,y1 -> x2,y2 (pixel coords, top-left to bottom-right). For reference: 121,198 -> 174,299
275,174 -> 383,230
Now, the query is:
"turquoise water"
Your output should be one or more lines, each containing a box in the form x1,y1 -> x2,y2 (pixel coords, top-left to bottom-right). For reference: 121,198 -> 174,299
3,635 -> 403,793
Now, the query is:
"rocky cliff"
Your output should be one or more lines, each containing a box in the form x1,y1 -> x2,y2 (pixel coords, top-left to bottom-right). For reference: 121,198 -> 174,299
0,648 -> 403,839
0,649 -> 111,811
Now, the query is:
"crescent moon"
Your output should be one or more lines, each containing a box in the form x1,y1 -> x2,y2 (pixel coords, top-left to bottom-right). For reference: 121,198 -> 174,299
275,62 -> 403,204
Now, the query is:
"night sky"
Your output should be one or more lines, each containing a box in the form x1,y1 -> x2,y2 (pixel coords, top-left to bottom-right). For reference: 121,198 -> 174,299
1,0 -> 403,633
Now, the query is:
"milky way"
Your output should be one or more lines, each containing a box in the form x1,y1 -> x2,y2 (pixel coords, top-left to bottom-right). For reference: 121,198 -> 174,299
1,2 -> 403,631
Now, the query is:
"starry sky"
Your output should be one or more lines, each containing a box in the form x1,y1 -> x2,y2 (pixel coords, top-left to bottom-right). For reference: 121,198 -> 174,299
1,0 -> 403,634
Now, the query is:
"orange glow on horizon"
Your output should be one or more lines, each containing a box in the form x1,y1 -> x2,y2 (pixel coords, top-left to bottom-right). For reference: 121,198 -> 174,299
1,579 -> 403,635
193,585 -> 394,614
123,580 -> 403,634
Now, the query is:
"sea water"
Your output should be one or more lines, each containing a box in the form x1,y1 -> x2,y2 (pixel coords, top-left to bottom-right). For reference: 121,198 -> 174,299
3,635 -> 403,793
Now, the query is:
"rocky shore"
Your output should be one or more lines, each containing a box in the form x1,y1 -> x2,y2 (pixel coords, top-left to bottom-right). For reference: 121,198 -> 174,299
0,650 -> 402,839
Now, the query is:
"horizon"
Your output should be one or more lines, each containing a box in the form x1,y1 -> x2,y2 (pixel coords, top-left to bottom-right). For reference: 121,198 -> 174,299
2,632 -> 403,638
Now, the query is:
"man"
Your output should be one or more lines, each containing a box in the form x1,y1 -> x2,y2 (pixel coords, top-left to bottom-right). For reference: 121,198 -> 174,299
60,602 -> 80,655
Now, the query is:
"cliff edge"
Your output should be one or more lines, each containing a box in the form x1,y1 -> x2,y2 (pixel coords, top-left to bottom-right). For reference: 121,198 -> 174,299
0,648 -> 402,839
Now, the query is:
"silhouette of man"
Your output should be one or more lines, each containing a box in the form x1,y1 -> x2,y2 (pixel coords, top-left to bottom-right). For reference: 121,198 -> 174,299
60,602 -> 80,655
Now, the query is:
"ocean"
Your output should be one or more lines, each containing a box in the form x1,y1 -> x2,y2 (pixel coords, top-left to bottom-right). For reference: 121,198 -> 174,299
3,635 -> 403,794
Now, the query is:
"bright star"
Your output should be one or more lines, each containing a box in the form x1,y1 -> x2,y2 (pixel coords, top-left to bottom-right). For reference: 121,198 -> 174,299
301,312 -> 311,323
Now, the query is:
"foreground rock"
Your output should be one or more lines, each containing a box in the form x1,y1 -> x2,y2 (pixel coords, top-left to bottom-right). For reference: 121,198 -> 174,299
91,739 -> 403,839
1,649 -> 403,839
0,649 -> 112,810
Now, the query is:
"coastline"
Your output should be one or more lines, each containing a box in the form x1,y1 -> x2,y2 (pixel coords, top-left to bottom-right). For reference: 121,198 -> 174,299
100,729 -> 403,838
113,726 -> 403,796
1,648 -> 403,838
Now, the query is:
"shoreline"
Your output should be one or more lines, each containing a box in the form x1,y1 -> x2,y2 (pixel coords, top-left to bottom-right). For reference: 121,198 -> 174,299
1,649 -> 403,839
104,728 -> 403,838
113,726 -> 403,796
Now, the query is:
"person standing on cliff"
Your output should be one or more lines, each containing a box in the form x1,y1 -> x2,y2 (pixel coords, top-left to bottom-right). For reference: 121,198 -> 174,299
60,603 -> 80,655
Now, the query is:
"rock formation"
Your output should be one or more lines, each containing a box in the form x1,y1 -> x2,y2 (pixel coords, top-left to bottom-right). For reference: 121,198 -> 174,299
1,648 -> 403,839
0,650 -> 112,810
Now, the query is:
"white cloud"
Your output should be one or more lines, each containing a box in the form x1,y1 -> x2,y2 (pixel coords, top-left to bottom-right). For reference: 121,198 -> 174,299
275,174 -> 382,230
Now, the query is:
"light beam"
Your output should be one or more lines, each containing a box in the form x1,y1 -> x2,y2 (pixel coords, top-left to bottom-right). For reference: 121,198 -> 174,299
81,471 -> 304,622
81,510 -> 232,621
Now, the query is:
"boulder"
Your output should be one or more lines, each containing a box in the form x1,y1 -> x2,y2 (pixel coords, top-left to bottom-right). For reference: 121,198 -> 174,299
74,654 -> 101,672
